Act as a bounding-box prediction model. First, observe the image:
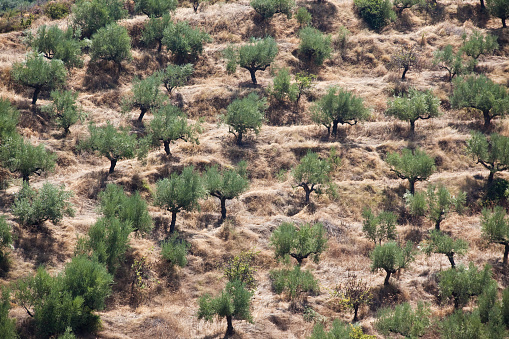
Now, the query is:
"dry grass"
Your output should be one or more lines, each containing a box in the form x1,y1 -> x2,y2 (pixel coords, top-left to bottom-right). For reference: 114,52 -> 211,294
0,0 -> 508,337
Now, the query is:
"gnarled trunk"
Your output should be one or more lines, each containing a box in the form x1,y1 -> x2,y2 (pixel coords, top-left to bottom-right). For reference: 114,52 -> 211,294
163,140 -> 171,155
138,107 -> 147,122
384,270 -> 392,285
220,197 -> 227,221
247,68 -> 257,85
226,315 -> 234,336
504,243 -> 509,265
32,87 -> 41,105
109,159 -> 117,173
447,253 -> 456,269
483,110 -> 492,129
236,131 -> 243,146
169,210 -> 177,233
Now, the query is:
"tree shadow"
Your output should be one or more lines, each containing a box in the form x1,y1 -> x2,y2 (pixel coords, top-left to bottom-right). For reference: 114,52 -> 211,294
307,1 -> 338,33
15,224 -> 68,268
82,61 -> 120,92
456,3 -> 489,27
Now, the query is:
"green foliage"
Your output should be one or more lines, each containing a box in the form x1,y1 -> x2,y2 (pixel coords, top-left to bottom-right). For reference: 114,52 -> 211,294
385,88 -> 440,133
332,26 -> 350,54
142,13 -> 172,53
309,319 -> 351,339
311,86 -> 370,137
0,135 -> 56,183
221,92 -> 267,145
43,90 -> 84,136
44,1 -> 70,19
62,255 -> 113,311
292,150 -> 338,203
58,327 -> 76,339
224,36 -> 278,85
159,63 -> 194,95
269,67 -> 299,103
390,45 -> 419,80
155,166 -> 205,233
353,0 -> 395,31
0,288 -> 17,339
11,52 -> 66,105
0,216 -> 13,262
467,132 -> 509,186
298,27 -> 332,66
98,184 -> 153,235
451,75 -> 509,129
204,161 -> 249,220
296,7 -> 312,27
393,0 -> 424,12
78,217 -> 133,274
421,230 -> 468,268
371,241 -> 414,285
162,21 -> 211,64
222,250 -> 257,290
270,222 -> 328,265
481,206 -> 509,264
478,283 -> 499,324
375,302 -> 431,338
386,147 -> 435,194
122,73 -> 165,122
361,208 -> 397,245
269,265 -> 319,300
161,232 -> 190,267
486,0 -> 509,27
433,44 -> 469,81
250,0 -> 295,20
90,23 -> 132,68
439,309 -> 505,339
502,287 -> 509,327
72,0 -> 127,38
197,280 -> 253,336
29,25 -> 83,69
79,122 -> 139,173
148,104 -> 201,156
460,30 -> 499,62
12,182 -> 75,227
0,98 -> 19,141
439,262 -> 494,308
135,0 -> 177,17
14,258 -> 111,337
405,184 -> 466,230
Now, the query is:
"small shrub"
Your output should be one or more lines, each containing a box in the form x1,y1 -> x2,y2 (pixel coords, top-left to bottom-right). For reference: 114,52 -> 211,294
361,208 -> 397,245
269,265 -> 319,300
295,7 -> 311,27
161,232 -> 190,268
250,0 -> 295,20
269,67 -> 299,103
44,1 -> 70,19
299,27 -> 332,66
0,288 -> 17,339
43,90 -> 84,136
222,250 -> 257,290
375,302 -> 431,338
330,274 -> 372,322
12,182 -> 75,227
90,23 -> 132,70
310,320 -> 376,339
0,216 -> 13,274
353,0 -> 395,31
332,26 -> 350,53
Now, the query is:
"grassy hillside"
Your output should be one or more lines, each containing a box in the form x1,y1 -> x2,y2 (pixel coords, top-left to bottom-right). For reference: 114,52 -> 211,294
1,0 -> 509,337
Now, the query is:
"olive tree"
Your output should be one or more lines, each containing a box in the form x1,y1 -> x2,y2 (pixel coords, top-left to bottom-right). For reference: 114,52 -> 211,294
250,0 -> 295,20
451,75 -> 509,129
154,166 -> 205,233
270,222 -> 328,265
371,241 -> 414,286
0,216 -> 13,271
385,88 -> 440,134
385,148 -> 436,194
221,93 -> 267,146
142,13 -> 172,53
467,132 -> 509,186
405,184 -> 466,230
361,208 -> 397,245
43,90 -> 84,136
0,136 -> 56,184
198,280 -> 253,337
487,0 -> 509,28
433,45 -> 468,82
159,63 -> 194,95
311,86 -> 370,137
98,184 -> 153,236
481,206 -> 509,265
269,265 -> 319,304
135,0 -> 177,17
79,122 -> 139,173
148,104 -> 201,155
422,230 -> 468,268
29,25 -> 83,69
0,288 -> 16,339
162,21 -> 211,64
122,73 -> 165,122
72,0 -> 127,38
390,45 -> 419,80
11,182 -> 75,228
90,23 -> 132,71
298,27 -> 332,66
460,30 -> 499,64
375,302 -> 431,338
292,150 -> 339,203
223,37 -> 278,85
11,52 -> 66,105
161,232 -> 190,268
331,275 -> 372,322
204,161 -> 249,221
